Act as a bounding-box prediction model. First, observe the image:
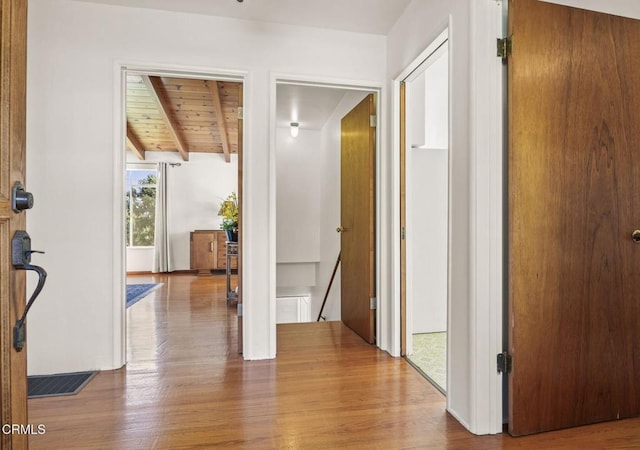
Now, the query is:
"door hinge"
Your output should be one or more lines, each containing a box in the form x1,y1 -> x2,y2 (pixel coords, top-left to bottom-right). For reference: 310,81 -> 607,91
237,303 -> 243,317
401,227 -> 406,240
370,297 -> 377,310
497,352 -> 512,374
238,107 -> 244,120
370,115 -> 377,128
497,36 -> 512,59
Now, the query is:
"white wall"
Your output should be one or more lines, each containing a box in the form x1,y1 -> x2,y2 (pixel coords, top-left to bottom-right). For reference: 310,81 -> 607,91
275,127 -> 321,263
125,151 -> 238,272
26,0 -> 386,373
409,147 -> 448,334
125,247 -> 154,272
423,51 -> 449,150
168,153 -> 238,271
275,126 -> 321,304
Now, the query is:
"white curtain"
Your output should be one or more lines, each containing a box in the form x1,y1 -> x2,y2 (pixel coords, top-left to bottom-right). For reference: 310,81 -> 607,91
153,162 -> 172,273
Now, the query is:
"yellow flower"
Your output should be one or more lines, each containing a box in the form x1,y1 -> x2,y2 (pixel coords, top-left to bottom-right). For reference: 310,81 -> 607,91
218,192 -> 238,230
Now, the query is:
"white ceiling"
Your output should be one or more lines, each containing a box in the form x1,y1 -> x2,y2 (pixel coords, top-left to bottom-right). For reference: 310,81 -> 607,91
76,0 -> 412,35
276,84 -> 355,130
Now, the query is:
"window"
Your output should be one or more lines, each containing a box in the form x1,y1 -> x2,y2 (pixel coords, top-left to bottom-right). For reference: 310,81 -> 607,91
126,169 -> 157,247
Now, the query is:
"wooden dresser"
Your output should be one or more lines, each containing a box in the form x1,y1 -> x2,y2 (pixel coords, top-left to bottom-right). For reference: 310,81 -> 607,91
190,230 -> 237,275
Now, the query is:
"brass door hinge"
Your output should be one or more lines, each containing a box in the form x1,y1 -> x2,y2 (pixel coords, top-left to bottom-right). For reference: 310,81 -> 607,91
497,36 -> 512,59
497,352 -> 512,374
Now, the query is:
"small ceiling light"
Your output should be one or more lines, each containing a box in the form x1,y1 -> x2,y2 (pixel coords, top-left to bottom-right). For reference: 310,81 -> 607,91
290,122 -> 299,138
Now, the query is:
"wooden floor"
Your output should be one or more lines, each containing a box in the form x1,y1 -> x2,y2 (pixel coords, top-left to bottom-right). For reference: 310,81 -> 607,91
28,274 -> 640,449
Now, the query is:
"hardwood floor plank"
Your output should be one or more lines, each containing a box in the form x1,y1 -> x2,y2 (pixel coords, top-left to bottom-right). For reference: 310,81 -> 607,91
27,274 -> 640,449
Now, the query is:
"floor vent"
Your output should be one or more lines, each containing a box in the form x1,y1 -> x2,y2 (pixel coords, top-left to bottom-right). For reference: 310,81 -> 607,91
28,371 -> 97,398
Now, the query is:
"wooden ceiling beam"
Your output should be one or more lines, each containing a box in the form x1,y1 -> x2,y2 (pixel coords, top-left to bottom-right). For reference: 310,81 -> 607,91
126,124 -> 146,160
142,75 -> 189,161
207,80 -> 231,163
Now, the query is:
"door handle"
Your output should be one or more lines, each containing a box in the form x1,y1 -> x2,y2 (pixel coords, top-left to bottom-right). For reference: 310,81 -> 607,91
633,230 -> 640,243
11,230 -> 47,352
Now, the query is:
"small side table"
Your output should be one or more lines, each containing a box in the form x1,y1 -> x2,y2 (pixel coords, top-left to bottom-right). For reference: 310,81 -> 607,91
226,241 -> 238,303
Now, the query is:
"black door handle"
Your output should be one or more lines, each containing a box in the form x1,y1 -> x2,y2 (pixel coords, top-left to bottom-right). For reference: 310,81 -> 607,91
13,263 -> 47,352
11,230 -> 47,351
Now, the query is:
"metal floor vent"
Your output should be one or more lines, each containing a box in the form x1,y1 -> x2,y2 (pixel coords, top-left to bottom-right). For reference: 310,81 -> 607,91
27,371 -> 97,398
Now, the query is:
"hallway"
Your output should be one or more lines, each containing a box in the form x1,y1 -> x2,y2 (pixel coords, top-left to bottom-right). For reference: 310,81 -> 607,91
27,274 -> 640,449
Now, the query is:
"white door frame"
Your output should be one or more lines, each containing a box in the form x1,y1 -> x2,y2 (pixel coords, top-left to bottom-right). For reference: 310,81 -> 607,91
401,31 -> 450,363
467,1 -> 505,434
112,62 -> 247,367
268,73 -> 387,353
391,2 -> 504,435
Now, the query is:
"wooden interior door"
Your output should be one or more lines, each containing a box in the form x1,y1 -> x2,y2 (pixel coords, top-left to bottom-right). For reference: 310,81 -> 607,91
0,0 -> 29,448
340,94 -> 376,344
508,0 -> 640,436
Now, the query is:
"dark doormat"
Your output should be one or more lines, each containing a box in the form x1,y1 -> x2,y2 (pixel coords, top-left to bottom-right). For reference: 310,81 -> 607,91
28,371 -> 97,398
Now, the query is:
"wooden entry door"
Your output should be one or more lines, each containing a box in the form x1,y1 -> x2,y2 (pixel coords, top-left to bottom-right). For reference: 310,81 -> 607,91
340,94 -> 376,344
0,0 -> 29,448
508,0 -> 640,436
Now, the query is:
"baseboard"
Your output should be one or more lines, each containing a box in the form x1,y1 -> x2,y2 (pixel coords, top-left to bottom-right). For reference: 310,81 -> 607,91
447,408 -> 474,434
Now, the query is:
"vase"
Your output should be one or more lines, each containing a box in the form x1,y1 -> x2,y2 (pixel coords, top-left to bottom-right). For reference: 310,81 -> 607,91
225,229 -> 238,242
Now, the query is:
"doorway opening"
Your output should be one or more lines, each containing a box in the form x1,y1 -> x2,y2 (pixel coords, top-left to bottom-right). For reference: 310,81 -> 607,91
119,68 -> 244,357
272,79 -> 379,345
401,33 -> 450,394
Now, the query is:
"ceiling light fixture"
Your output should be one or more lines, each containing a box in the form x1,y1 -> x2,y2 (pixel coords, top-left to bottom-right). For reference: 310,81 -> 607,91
290,122 -> 299,138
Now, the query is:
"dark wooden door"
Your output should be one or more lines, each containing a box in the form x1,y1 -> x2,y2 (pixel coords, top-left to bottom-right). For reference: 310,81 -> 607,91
0,0 -> 29,448
340,94 -> 376,344
508,0 -> 640,436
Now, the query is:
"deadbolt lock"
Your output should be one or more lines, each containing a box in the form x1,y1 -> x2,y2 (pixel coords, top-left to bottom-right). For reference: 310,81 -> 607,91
632,230 -> 640,243
11,182 -> 34,213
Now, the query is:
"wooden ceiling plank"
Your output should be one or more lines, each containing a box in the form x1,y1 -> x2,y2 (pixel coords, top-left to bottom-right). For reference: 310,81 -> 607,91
126,124 -> 146,160
207,80 -> 231,163
142,75 -> 190,161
